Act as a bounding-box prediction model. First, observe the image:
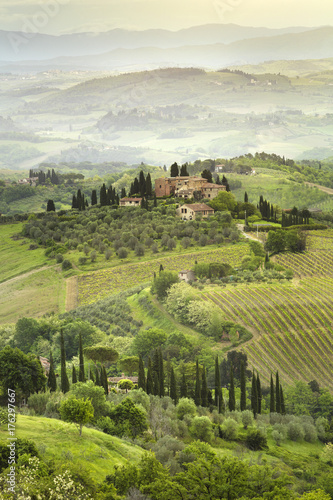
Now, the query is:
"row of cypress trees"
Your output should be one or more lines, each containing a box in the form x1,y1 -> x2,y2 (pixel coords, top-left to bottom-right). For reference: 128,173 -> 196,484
47,330 -> 109,396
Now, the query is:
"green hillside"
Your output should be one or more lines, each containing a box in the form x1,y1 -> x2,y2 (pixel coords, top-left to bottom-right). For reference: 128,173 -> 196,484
0,414 -> 143,481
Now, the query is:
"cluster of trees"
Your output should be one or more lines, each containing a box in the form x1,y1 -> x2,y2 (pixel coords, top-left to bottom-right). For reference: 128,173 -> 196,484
281,207 -> 311,227
29,168 -> 60,185
265,229 -> 306,254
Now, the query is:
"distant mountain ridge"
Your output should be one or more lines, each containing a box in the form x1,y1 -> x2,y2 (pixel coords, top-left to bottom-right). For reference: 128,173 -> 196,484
1,26 -> 332,73
0,23 -> 317,62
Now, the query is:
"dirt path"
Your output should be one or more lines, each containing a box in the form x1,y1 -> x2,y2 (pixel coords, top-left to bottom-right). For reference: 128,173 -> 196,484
305,182 -> 333,195
65,276 -> 78,312
0,265 -> 51,288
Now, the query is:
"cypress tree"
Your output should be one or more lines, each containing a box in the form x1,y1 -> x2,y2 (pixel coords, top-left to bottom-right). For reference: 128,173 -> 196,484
139,170 -> 146,197
146,357 -> 153,394
100,183 -> 107,206
153,372 -> 159,396
102,365 -> 109,395
159,264 -> 164,273
71,194 -> 78,209
89,367 -> 95,383
180,372 -> 187,398
47,351 -> 57,392
138,355 -> 146,391
46,199 -> 55,212
270,374 -> 275,413
95,366 -> 100,386
201,366 -> 208,407
251,371 -> 258,417
228,364 -> 236,411
244,191 -> 248,203
60,329 -> 69,394
215,356 -> 223,412
170,162 -> 179,177
276,372 -> 281,414
78,332 -> 85,383
72,365 -> 77,385
256,372 -> 262,414
280,385 -> 286,415
153,193 -> 157,207
240,361 -> 246,411
133,177 -> 140,195
159,347 -> 164,397
170,367 -> 178,403
194,359 -> 201,406
91,189 -> 97,205
146,173 -> 152,197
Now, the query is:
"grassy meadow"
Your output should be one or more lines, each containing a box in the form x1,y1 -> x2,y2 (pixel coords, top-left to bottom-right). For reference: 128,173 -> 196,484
0,415 -> 143,481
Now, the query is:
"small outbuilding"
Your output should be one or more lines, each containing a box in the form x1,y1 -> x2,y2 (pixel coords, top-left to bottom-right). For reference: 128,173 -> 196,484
176,203 -> 214,220
178,270 -> 196,282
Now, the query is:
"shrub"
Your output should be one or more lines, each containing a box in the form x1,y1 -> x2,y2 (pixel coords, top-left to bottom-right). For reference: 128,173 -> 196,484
190,416 -> 214,443
287,421 -> 305,441
221,418 -> 238,440
245,429 -> 267,450
176,398 -> 197,420
241,410 -> 253,429
27,392 -> 50,415
62,259 -> 72,271
117,247 -> 128,259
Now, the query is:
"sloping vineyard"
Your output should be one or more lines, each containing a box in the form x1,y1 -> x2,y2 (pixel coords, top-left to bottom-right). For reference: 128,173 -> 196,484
78,244 -> 249,305
203,236 -> 333,390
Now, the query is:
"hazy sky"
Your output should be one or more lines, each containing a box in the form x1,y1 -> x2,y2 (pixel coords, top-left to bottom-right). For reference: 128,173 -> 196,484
1,0 -> 333,34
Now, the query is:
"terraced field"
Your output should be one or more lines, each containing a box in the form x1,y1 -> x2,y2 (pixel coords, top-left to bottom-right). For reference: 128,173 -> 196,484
202,231 -> 333,390
78,243 -> 250,305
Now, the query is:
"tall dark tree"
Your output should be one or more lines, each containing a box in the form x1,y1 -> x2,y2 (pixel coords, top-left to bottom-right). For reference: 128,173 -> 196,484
91,189 -> 97,205
100,183 -> 107,206
71,194 -> 78,209
170,162 -> 179,177
139,170 -> 146,197
251,371 -> 258,417
153,193 -> 157,207
47,351 -> 57,392
146,173 -> 152,197
244,192 -> 248,203
159,347 -> 164,397
72,365 -> 77,385
228,365 -> 236,411
275,371 -> 281,414
240,361 -> 246,411
270,374 -> 275,413
180,163 -> 189,176
78,332 -> 85,383
153,371 -> 159,396
60,329 -> 69,394
280,385 -> 286,415
170,366 -> 178,403
146,357 -> 153,395
138,355 -> 146,391
102,365 -> 109,395
215,356 -> 223,413
256,372 -> 262,414
201,169 -> 213,183
194,359 -> 201,406
95,366 -> 100,387
133,177 -> 140,195
46,199 -> 55,212
180,372 -> 187,398
201,366 -> 208,407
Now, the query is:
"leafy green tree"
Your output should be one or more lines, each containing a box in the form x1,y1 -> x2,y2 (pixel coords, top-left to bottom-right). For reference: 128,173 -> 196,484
132,328 -> 167,359
60,329 -> 69,394
84,345 -> 119,365
119,356 -> 139,376
47,351 -> 57,392
118,379 -> 134,393
190,416 -> 214,443
70,380 -> 107,419
109,398 -> 147,437
201,169 -> 213,183
151,271 -> 179,301
265,229 -> 286,254
209,191 -> 237,212
13,317 -> 40,354
59,396 -> 94,436
176,397 -> 197,420
0,346 -> 46,397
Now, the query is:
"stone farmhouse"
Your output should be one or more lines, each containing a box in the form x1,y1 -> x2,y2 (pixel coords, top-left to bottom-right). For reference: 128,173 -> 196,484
178,270 -> 196,282
155,176 -> 225,200
176,203 -> 214,220
119,197 -> 142,207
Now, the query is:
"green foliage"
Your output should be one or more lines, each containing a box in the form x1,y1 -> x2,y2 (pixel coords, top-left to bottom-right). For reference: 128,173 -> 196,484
0,346 -> 46,396
69,380 -> 108,419
151,271 -> 179,300
245,429 -> 268,451
59,396 -> 94,436
132,328 -> 168,359
176,398 -> 197,420
109,398 -> 148,438
189,416 -> 214,443
118,379 -> 134,392
209,190 -> 237,212
84,345 -> 119,364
